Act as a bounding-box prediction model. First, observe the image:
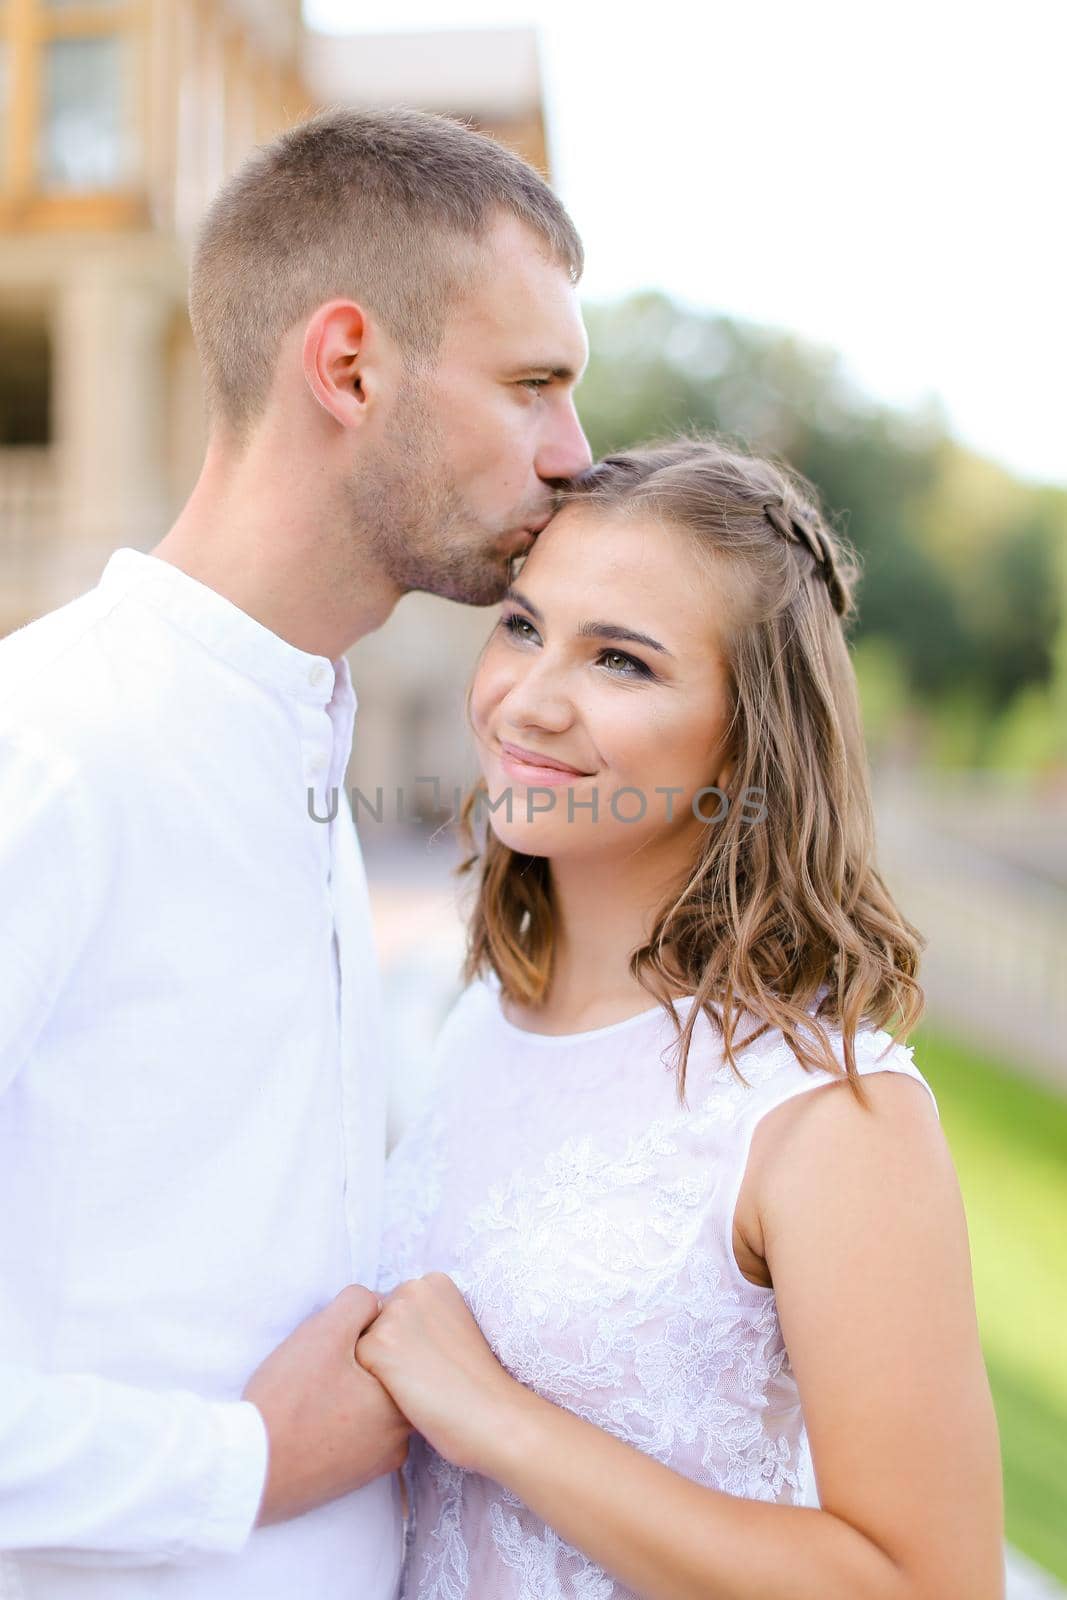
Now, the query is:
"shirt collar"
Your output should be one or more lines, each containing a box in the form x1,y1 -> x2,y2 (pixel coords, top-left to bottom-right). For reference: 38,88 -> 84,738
98,548 -> 356,709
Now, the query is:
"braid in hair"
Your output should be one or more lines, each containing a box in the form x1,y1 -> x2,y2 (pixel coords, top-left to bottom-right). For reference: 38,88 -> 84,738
762,499 -> 849,618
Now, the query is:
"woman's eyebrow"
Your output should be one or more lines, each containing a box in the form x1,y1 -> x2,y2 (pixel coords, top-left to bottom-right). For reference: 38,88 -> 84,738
504,590 -> 673,657
578,621 -> 672,656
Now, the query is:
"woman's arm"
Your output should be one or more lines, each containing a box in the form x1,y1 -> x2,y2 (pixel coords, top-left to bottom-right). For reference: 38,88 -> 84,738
357,1071 -> 1003,1600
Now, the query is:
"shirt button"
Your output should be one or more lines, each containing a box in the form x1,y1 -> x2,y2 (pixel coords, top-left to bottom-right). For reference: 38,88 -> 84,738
308,663 -> 331,689
308,752 -> 328,777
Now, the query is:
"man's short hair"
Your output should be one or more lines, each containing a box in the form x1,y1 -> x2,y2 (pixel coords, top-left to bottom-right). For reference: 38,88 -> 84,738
188,107 -> 584,436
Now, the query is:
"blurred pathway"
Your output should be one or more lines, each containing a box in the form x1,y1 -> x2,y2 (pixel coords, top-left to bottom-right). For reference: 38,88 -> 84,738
874,770 -> 1067,1091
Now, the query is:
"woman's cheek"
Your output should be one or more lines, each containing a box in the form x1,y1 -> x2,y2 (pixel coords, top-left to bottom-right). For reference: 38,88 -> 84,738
608,724 -> 696,822
469,656 -> 510,743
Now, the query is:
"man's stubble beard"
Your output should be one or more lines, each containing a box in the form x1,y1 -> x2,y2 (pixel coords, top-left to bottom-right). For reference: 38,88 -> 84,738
346,382 -> 517,607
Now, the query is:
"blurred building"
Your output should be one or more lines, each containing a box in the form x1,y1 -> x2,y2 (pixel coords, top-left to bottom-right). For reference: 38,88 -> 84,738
0,0 -> 309,632
303,25 -> 546,170
0,9 -> 552,816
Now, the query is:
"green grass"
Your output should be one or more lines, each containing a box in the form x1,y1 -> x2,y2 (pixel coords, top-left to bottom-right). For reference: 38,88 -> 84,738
914,1027 -> 1067,1581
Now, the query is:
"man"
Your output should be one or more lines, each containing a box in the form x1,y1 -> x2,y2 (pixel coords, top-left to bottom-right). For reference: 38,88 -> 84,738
0,107 -> 590,1598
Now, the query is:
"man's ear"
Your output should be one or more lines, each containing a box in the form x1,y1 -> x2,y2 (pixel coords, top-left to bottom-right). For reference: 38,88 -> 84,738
302,299 -> 372,428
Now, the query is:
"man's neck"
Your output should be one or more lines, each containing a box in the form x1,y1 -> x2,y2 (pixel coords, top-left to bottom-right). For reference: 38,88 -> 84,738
151,436 -> 400,660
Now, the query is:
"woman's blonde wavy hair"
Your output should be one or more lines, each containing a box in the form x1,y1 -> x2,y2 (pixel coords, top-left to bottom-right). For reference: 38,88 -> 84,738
456,436 -> 924,1105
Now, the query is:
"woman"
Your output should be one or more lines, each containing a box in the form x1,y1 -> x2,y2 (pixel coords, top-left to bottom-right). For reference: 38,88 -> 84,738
358,439 -> 1004,1599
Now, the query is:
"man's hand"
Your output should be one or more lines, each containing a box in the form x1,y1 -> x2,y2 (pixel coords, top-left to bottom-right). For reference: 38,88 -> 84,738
242,1285 -> 411,1526
356,1273 -> 524,1476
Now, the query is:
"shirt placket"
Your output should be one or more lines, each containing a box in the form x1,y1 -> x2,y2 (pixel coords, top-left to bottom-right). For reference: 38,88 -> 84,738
306,666 -> 372,1285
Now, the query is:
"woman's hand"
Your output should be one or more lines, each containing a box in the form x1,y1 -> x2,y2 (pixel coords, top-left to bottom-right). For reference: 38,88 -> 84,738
355,1273 -> 528,1474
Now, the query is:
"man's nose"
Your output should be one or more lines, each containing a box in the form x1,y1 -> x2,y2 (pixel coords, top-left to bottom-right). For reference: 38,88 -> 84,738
536,399 -> 593,486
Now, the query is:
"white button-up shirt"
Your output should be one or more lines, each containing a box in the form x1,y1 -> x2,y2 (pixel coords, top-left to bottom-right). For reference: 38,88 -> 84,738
0,550 -> 402,1598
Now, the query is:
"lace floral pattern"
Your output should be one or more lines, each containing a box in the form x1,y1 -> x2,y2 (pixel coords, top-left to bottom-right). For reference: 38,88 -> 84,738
379,984 -> 931,1599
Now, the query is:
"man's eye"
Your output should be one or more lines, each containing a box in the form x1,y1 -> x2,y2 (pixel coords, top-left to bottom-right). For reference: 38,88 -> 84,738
519,378 -> 550,392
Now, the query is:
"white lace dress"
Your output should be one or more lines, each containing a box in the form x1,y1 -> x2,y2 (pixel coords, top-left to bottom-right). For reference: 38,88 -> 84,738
378,978 -> 938,1600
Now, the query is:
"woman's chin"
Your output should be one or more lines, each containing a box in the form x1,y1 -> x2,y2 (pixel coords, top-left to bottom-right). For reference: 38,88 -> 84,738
487,816 -> 563,857
479,780 -> 657,859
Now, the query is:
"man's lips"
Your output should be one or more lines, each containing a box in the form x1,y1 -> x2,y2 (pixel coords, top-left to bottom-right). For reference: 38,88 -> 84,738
503,516 -> 552,553
497,740 -> 593,785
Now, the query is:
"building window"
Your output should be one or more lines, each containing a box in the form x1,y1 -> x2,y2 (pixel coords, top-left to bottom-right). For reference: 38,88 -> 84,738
40,34 -> 123,189
1,0 -> 138,202
0,317 -> 52,447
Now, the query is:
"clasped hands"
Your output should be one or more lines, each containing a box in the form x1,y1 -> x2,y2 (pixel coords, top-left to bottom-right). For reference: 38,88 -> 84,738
243,1274 -> 527,1527
356,1272 -> 528,1476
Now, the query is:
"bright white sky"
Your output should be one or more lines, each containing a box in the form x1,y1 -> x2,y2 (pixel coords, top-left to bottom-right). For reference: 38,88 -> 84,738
305,0 -> 1065,487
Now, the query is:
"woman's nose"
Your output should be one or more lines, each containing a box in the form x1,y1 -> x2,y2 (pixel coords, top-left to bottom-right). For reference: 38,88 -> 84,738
502,661 -> 575,734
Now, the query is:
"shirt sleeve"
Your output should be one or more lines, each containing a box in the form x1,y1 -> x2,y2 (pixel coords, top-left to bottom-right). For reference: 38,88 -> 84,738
0,726 -> 113,1095
0,730 -> 269,1560
0,1365 -> 269,1562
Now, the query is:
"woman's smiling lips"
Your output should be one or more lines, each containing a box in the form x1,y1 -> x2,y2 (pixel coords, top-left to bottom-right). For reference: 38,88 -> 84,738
497,740 -> 593,786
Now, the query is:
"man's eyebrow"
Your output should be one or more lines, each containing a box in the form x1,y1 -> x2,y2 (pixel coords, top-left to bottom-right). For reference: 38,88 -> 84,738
504,590 -> 672,657
518,368 -> 575,384
513,362 -> 583,383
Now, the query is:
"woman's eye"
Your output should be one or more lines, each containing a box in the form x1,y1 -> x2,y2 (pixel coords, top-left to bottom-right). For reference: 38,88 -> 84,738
502,612 -> 539,642
499,617 -> 651,679
599,650 -> 652,679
